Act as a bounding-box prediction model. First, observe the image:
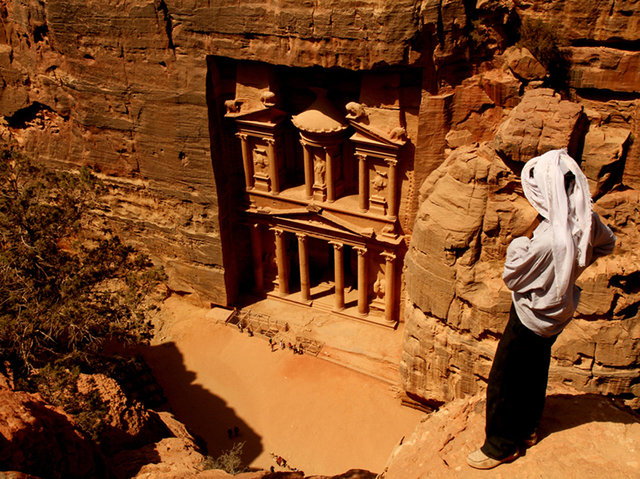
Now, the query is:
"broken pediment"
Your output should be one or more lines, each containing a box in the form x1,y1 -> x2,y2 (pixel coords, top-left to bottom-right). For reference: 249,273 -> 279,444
348,115 -> 407,150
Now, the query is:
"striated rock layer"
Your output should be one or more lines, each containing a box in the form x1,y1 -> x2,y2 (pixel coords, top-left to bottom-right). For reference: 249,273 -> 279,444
402,88 -> 640,408
0,0 -> 639,405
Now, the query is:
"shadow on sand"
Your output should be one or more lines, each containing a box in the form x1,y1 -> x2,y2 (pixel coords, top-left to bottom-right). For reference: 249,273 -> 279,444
539,393 -> 639,442
140,341 -> 263,465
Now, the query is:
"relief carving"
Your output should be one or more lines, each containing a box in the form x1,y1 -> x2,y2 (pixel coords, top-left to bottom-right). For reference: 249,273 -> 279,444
371,169 -> 388,195
253,147 -> 269,173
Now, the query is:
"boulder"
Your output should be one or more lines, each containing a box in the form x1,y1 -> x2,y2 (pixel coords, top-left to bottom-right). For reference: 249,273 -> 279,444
568,46 -> 640,93
581,125 -> 631,197
494,88 -> 586,162
504,46 -> 547,81
76,373 -> 167,456
0,381 -> 105,479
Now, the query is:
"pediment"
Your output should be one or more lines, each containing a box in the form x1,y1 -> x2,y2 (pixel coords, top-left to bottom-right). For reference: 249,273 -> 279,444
252,206 -> 375,239
233,107 -> 288,126
348,120 -> 406,148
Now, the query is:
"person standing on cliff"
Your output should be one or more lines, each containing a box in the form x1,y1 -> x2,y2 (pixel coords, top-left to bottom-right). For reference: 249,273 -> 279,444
467,149 -> 616,469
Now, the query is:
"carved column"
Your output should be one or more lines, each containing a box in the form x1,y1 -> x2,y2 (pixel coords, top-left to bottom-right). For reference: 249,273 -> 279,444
386,159 -> 398,217
326,147 -> 335,203
237,133 -> 254,189
297,233 -> 310,302
357,153 -> 368,212
355,246 -> 369,315
250,223 -> 264,292
273,228 -> 289,295
330,241 -> 345,311
302,141 -> 313,199
266,138 -> 280,194
382,251 -> 396,323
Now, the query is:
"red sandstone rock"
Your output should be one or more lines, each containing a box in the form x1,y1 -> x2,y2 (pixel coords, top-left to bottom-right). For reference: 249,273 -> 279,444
504,46 -> 547,82
494,88 -> 586,162
1,0 -> 639,408
0,380 -> 104,479
76,373 -> 166,455
402,141 -> 640,407
581,125 -> 631,197
382,387 -> 640,479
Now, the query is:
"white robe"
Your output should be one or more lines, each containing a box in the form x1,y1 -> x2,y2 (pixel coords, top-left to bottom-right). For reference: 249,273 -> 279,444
503,149 -> 616,337
504,213 -> 616,336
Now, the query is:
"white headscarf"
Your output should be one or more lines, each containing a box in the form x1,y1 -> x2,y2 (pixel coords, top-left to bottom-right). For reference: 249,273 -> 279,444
521,149 -> 592,299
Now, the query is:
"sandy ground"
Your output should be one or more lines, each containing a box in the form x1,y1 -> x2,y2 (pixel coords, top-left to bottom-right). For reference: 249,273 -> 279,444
142,296 -> 423,476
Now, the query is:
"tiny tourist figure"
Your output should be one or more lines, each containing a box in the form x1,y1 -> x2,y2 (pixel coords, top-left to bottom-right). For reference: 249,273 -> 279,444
467,149 -> 616,469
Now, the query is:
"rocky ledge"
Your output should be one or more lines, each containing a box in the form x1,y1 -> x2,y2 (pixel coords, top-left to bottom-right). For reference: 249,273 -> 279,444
382,386 -> 640,478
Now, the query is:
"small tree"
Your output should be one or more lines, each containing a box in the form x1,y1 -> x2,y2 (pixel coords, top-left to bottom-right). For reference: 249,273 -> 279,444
0,141 -> 165,435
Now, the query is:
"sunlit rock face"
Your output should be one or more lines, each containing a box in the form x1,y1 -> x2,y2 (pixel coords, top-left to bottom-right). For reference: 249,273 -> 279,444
401,45 -> 640,407
1,0 -> 639,405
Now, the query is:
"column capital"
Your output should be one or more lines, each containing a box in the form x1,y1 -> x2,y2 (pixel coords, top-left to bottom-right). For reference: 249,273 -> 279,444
264,137 -> 276,145
272,227 -> 285,237
295,232 -> 307,241
385,157 -> 398,167
354,245 -> 368,256
236,132 -> 249,141
328,241 -> 344,251
355,152 -> 368,162
381,251 -> 396,262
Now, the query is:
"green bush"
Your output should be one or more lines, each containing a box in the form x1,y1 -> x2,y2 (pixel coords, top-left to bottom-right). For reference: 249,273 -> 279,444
0,141 -> 165,439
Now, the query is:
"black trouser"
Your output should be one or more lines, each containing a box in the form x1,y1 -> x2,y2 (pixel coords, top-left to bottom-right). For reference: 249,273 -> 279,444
481,304 -> 558,460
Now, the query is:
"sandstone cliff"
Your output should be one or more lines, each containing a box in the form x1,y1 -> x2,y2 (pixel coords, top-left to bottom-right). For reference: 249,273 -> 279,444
1,0 -> 639,406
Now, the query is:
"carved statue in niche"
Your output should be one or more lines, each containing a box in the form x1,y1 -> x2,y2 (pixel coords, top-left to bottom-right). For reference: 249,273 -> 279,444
314,157 -> 326,185
253,147 -> 269,173
373,276 -> 385,299
372,169 -> 388,194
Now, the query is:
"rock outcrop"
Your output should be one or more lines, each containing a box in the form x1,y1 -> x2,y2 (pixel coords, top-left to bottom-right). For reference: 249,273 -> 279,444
0,380 -> 105,479
76,373 -> 167,456
401,90 -> 640,407
1,0 -> 639,414
382,387 -> 640,478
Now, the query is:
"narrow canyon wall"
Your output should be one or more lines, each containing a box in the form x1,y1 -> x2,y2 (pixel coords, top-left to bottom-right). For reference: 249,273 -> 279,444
0,0 -> 425,305
400,2 -> 640,408
1,0 -> 639,405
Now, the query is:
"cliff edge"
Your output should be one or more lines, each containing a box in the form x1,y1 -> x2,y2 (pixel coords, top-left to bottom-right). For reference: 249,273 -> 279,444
382,386 -> 640,478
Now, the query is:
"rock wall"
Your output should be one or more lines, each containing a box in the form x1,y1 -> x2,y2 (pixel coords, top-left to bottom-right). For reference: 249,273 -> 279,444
0,0 -> 426,305
1,1 -> 639,404
401,0 -> 640,407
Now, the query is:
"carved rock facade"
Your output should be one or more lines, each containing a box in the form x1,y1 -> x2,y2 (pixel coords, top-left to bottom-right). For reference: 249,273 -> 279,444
1,1 -> 639,404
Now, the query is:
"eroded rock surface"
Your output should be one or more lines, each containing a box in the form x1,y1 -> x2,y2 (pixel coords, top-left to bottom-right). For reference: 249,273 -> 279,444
402,89 -> 640,407
382,388 -> 640,478
1,0 -> 639,416
0,380 -> 105,479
